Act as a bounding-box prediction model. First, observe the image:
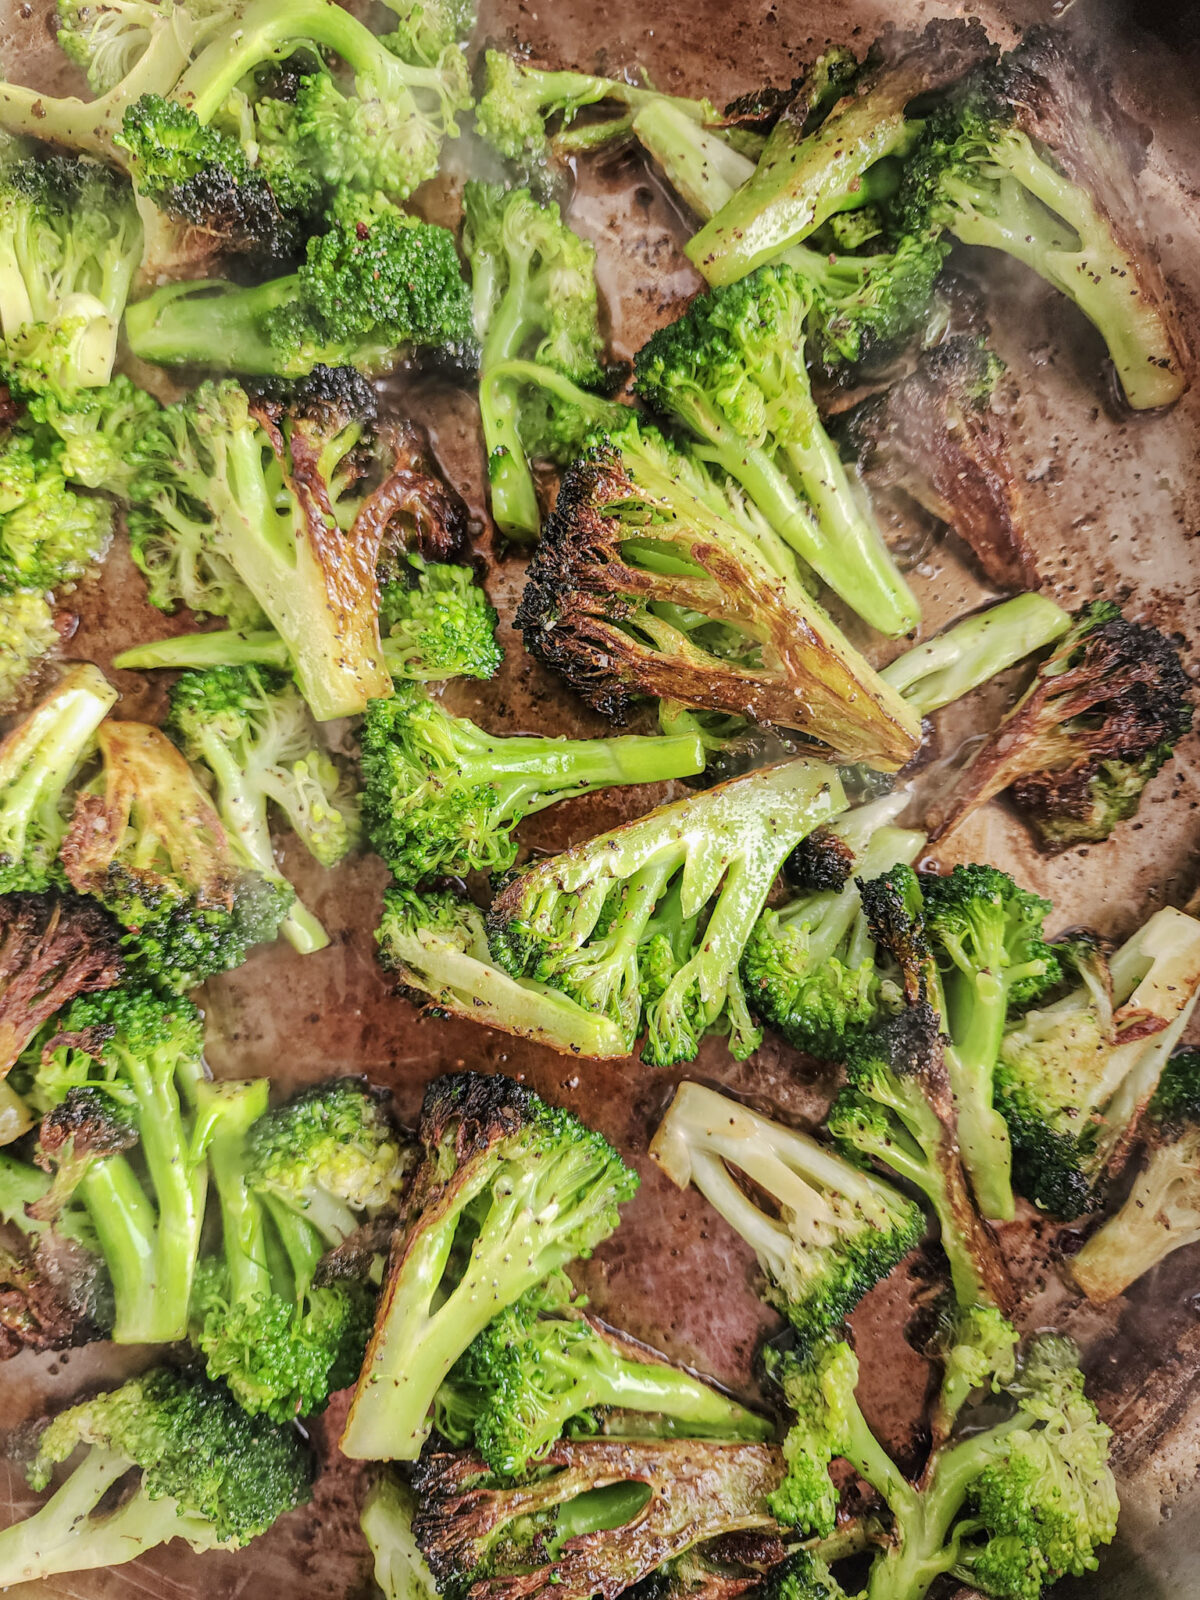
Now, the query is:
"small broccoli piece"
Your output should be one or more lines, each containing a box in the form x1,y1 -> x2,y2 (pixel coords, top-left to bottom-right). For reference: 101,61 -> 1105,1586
376,886 -> 631,1059
651,1081 -> 922,1350
996,907 -> 1200,1218
60,719 -> 291,990
744,805 -> 926,1060
166,665 -> 361,955
489,760 -> 846,1066
929,601 -> 1193,851
687,23 -> 990,286
0,664 -> 116,894
1072,1048 -> 1200,1302
921,864 -> 1062,1223
898,31 -> 1185,409
21,373 -> 161,500
634,263 -> 918,637
0,891 -> 123,1079
0,591 -> 58,708
0,149 -> 142,391
381,0 -> 475,65
0,1365 -> 313,1586
412,1436 -> 783,1600
362,1474 -> 441,1600
378,556 -> 501,681
56,0 -> 232,95
463,182 -> 608,540
360,679 -> 705,885
0,424 -> 114,593
517,424 -> 922,766
445,1276 -> 772,1476
125,201 -> 474,376
30,1083 -> 139,1226
340,1071 -> 637,1460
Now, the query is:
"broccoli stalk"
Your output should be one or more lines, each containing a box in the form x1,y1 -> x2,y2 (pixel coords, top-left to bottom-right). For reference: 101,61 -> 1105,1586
879,593 -> 1071,715
634,264 -> 919,637
0,664 -> 117,895
360,680 -> 705,884
1072,1048 -> 1200,1303
361,1475 -> 441,1600
166,666 -> 361,955
488,760 -> 847,1066
0,1367 -> 313,1587
340,1072 -> 638,1461
651,1081 -> 922,1349
376,887 -> 632,1059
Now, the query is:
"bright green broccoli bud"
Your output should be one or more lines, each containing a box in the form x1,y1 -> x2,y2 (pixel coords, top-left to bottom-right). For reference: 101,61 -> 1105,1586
340,1071 -> 638,1461
0,457 -> 112,593
0,590 -> 58,709
763,1338 -> 866,1536
378,557 -> 501,681
361,679 -> 705,884
652,1081 -> 921,1350
381,0 -> 474,64
0,1366 -> 313,1586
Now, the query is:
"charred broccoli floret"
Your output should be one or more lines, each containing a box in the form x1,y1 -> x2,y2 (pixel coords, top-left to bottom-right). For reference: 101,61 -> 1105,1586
0,591 -> 59,709
0,890 -> 123,1079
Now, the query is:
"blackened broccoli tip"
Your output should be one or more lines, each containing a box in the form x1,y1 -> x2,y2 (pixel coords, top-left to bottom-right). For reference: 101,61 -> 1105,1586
379,559 -> 502,683
652,1082 -> 921,1349
633,263 -> 919,637
0,1366 -> 313,1587
340,1070 -> 637,1461
360,678 -> 704,886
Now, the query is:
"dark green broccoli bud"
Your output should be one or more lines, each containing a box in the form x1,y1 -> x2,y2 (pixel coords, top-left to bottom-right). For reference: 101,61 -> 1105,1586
360,679 -> 705,886
897,31 -> 1184,408
921,864 -> 1062,1223
634,264 -> 918,637
444,1274 -> 772,1476
652,1081 -> 922,1350
996,907 -> 1200,1218
125,201 -> 474,377
930,601 -> 1193,852
0,1365 -> 313,1585
0,664 -> 116,894
0,591 -> 58,708
378,556 -> 501,681
750,1550 -> 851,1600
60,718 -> 291,990
489,760 -> 847,1066
340,1071 -> 638,1460
361,1473 -> 441,1600
376,886 -> 631,1059
516,425 -> 922,766
166,665 -> 361,955
0,890 -> 123,1077
687,22 -> 991,286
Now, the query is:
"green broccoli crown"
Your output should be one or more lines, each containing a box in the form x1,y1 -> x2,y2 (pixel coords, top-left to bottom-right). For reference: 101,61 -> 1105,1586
764,1337 -> 859,1536
22,374 -> 162,498
379,558 -> 501,682
742,905 -> 879,1062
28,1366 -> 314,1544
800,231 -> 950,371
755,1550 -> 849,1600
35,984 -> 204,1108
473,50 -> 562,162
1149,1047 -> 1200,1130
0,590 -> 58,709
0,467 -> 113,594
166,661 -> 285,745
921,863 -> 1061,1010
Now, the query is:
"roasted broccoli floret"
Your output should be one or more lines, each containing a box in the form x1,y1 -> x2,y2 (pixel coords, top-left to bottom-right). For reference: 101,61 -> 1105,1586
412,1436 -> 784,1600
381,0 -> 475,65
340,1071 -> 637,1460
897,30 -> 1185,409
652,1081 -> 921,1349
361,1473 -> 441,1600
634,264 -> 918,637
0,590 -> 59,708
376,886 -> 631,1059
929,601 -> 1193,851
0,890 -> 123,1079
463,182 -> 608,540
0,664 -> 116,895
443,1273 -> 771,1476
516,425 -> 922,767
360,679 -> 704,885
765,1327 -> 1117,1599
488,760 -> 846,1066
1072,1048 -> 1200,1302
20,372 -> 161,500
125,200 -> 474,377
55,0 -> 234,96
166,665 -> 361,955
60,719 -> 291,990
995,906 -> 1200,1218
0,1366 -> 313,1587
378,557 -> 501,681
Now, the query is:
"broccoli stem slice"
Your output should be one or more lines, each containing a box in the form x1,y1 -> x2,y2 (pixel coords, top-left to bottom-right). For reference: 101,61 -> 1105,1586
115,631 -> 293,672
879,593 -> 1072,716
0,1445 -> 149,1584
125,277 -> 303,375
631,101 -> 756,220
361,1476 -> 440,1600
202,1079 -> 273,1304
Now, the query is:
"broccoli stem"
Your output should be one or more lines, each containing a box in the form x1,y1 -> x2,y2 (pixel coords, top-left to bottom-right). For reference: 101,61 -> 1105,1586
880,593 -> 1071,716
115,631 -> 292,672
204,1081 -> 273,1305
0,1445 -> 130,1585
78,1157 -> 161,1335
473,729 -> 705,817
631,102 -> 755,221
125,278 -> 303,374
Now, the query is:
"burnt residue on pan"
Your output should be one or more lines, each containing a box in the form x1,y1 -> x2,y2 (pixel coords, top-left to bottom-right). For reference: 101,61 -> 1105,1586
0,0 -> 1198,1596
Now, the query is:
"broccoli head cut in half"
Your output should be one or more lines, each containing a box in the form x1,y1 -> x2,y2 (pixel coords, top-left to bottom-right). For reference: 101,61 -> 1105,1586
412,1436 -> 785,1600
0,1366 -> 313,1588
0,664 -> 117,896
652,1082 -> 922,1351
996,906 -> 1200,1219
360,680 -> 705,885
376,887 -> 632,1060
488,760 -> 847,1067
340,1071 -> 637,1460
1072,1048 -> 1200,1303
125,199 -> 474,377
929,601 -> 1193,852
516,425 -> 922,769
0,890 -> 124,1079
60,719 -> 291,991
440,1272 -> 771,1477
897,30 -> 1185,409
